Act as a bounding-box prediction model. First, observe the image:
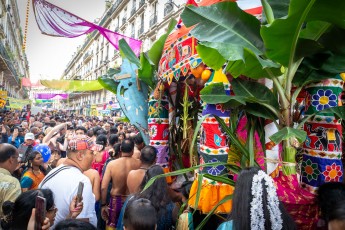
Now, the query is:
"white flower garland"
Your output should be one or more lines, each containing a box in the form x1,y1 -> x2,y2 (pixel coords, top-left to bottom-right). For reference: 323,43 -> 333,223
250,170 -> 283,230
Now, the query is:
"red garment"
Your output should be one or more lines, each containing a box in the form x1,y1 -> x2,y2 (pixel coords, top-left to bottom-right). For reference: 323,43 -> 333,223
26,111 -> 31,122
92,150 -> 109,178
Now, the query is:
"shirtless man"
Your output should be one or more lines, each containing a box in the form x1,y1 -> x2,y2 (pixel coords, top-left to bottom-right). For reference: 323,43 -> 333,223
127,146 -> 157,194
101,139 -> 140,229
132,134 -> 145,160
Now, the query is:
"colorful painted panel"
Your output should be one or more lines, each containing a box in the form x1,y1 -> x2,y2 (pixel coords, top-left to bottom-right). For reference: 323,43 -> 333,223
304,76 -> 343,115
302,76 -> 344,193
304,121 -> 342,152
148,93 -> 170,168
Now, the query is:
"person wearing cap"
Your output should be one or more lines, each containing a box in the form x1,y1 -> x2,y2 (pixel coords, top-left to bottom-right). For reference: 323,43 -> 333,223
39,135 -> 103,228
17,132 -> 38,164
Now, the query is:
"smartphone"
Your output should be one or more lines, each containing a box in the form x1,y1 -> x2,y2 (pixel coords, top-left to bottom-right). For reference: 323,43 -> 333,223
76,182 -> 84,207
35,196 -> 46,230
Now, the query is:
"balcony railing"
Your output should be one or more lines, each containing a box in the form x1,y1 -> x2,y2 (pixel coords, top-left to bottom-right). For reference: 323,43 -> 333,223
164,6 -> 173,16
149,14 -> 157,27
139,0 -> 145,7
83,51 -> 92,62
122,17 -> 127,25
130,7 -> 136,17
138,25 -> 144,36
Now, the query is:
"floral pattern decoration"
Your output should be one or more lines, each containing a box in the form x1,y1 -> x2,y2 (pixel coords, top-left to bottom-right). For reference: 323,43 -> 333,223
311,89 -> 337,111
322,162 -> 343,182
206,158 -> 226,176
301,159 -> 320,182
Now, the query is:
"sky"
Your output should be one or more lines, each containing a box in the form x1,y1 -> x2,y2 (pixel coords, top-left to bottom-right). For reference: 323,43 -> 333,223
17,0 -> 106,81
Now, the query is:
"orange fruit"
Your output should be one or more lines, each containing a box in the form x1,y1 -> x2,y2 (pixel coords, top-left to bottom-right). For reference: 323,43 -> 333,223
201,69 -> 212,81
190,64 -> 205,78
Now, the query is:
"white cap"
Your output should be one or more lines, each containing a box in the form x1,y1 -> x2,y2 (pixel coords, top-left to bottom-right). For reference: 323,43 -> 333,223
25,133 -> 35,140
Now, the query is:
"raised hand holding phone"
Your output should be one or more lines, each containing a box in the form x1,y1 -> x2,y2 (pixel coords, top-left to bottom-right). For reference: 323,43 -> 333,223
76,182 -> 84,207
68,182 -> 84,219
12,128 -> 18,139
34,196 -> 46,230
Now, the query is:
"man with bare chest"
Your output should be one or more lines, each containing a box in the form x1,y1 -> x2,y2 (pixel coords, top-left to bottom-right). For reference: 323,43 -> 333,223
101,139 -> 140,229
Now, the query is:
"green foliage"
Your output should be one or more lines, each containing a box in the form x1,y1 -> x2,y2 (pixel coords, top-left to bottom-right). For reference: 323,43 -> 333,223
98,76 -> 119,94
138,52 -> 155,87
269,127 -> 307,145
119,39 -> 141,68
138,19 -> 177,88
147,19 -> 177,67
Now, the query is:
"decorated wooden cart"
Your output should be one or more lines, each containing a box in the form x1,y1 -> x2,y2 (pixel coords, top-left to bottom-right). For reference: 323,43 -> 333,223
98,0 -> 345,229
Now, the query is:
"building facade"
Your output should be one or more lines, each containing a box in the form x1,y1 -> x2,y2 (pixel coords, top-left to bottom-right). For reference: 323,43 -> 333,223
0,0 -> 29,99
62,0 -> 186,116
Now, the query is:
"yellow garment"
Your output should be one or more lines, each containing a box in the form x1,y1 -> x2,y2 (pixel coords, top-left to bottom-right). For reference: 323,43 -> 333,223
188,179 -> 234,214
0,168 -> 21,218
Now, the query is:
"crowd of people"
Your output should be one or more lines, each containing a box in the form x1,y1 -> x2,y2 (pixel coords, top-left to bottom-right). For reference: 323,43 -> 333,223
0,108 -> 344,230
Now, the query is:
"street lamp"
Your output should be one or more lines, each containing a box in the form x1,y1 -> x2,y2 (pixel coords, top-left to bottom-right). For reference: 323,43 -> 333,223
164,0 -> 179,12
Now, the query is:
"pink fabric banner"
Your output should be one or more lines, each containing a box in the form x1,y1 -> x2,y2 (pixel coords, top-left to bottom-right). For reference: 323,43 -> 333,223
35,93 -> 69,100
21,78 -> 42,87
32,0 -> 142,56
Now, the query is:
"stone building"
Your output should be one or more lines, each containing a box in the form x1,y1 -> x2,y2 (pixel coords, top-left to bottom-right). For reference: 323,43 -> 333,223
62,0 -> 185,116
0,0 -> 29,99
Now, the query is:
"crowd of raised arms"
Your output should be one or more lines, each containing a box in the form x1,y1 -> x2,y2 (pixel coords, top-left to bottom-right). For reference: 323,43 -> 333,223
0,108 -> 344,230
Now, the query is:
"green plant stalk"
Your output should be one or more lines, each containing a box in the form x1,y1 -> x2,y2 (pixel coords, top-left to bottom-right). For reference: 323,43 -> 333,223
248,122 -> 255,167
182,82 -> 191,139
282,141 -> 297,175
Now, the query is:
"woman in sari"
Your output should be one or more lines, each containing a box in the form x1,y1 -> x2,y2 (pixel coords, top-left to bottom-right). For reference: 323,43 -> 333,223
20,151 -> 46,192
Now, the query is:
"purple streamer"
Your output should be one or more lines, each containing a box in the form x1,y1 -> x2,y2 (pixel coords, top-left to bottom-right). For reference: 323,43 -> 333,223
35,93 -> 68,100
32,0 -> 142,56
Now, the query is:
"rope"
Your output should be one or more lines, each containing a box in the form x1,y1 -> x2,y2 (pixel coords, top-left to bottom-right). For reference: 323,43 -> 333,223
264,158 -> 296,167
22,0 -> 30,51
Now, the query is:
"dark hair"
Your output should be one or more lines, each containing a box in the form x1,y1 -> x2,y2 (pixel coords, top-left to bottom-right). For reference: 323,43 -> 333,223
137,165 -> 171,219
124,198 -> 157,230
26,151 -> 46,175
109,134 -> 119,146
96,134 -> 107,151
111,143 -> 121,158
75,126 -> 87,134
134,134 -> 144,145
96,129 -> 107,136
55,219 -> 97,230
110,126 -> 118,134
118,132 -> 126,139
329,200 -> 345,222
27,151 -> 40,166
92,126 -> 102,136
140,146 -> 157,165
228,167 -> 295,230
0,143 -> 17,163
87,129 -> 94,138
1,189 -> 54,230
121,139 -> 134,154
318,182 -> 345,222
35,132 -> 45,139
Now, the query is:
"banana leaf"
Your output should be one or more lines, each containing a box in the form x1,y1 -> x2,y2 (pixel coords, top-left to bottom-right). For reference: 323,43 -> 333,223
119,39 -> 141,68
97,76 -> 119,95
